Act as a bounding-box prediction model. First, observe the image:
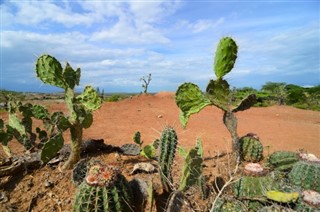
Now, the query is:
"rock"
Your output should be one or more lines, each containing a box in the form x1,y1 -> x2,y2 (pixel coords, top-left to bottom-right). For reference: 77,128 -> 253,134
131,162 -> 156,175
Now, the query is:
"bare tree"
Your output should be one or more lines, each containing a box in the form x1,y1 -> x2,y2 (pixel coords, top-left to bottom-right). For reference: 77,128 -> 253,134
140,73 -> 152,94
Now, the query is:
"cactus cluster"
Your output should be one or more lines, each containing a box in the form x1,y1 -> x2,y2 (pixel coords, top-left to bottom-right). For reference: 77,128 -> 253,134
35,54 -> 102,169
158,126 -> 178,192
239,134 -> 263,162
175,37 -> 257,154
268,151 -> 299,171
73,163 -> 133,212
212,197 -> 245,212
288,160 -> 320,192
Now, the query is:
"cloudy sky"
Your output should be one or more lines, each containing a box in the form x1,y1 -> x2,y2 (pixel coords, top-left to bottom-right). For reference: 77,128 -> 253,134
1,0 -> 319,93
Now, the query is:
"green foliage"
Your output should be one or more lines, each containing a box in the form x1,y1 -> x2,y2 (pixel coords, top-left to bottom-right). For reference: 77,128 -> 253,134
158,126 -> 178,192
179,141 -> 203,191
214,37 -> 238,79
107,94 -> 122,102
233,175 -> 278,201
35,54 -> 102,169
133,131 -> 142,146
239,135 -> 263,162
40,133 -> 64,163
175,83 -> 211,127
267,151 -> 299,171
73,164 -> 133,212
288,161 -> 320,192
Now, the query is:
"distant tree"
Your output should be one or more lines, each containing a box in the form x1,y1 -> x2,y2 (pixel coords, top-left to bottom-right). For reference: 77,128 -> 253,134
286,84 -> 306,104
140,73 -> 152,94
261,82 -> 287,105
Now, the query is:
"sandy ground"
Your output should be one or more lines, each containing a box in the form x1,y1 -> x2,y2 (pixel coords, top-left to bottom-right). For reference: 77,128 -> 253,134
83,92 -> 320,157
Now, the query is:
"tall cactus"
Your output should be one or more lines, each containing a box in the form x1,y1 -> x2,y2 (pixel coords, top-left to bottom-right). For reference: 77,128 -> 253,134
35,54 -> 102,169
73,163 -> 133,212
158,126 -> 178,192
175,37 -> 257,154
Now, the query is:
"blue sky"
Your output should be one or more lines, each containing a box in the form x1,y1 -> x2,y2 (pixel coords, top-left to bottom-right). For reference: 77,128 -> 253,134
1,0 -> 319,93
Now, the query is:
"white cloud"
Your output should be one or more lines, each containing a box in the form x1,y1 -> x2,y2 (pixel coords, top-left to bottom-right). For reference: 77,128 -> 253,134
176,18 -> 224,33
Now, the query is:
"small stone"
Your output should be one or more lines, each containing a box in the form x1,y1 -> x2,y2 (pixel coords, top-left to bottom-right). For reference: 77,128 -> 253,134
131,162 -> 156,175
302,190 -> 320,207
44,180 -> 54,188
157,114 -> 163,118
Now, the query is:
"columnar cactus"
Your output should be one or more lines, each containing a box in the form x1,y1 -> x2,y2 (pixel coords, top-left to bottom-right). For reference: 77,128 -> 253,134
158,126 -> 178,192
239,134 -> 263,162
268,151 -> 299,171
288,161 -> 320,192
73,163 -> 133,212
175,37 -> 257,155
35,54 -> 102,169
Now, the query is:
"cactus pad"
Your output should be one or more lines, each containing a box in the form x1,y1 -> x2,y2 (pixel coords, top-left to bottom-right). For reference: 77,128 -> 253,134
214,37 -> 238,79
121,143 -> 141,156
268,151 -> 299,171
266,190 -> 299,203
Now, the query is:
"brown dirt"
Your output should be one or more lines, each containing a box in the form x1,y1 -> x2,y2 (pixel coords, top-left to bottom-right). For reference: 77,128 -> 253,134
0,92 -> 319,211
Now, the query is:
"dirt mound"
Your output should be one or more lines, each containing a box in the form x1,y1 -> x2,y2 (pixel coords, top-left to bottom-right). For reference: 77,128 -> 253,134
154,91 -> 175,98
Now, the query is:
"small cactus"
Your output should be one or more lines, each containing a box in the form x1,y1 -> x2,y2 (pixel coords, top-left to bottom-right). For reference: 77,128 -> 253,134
289,160 -> 320,192
158,126 -> 178,192
121,143 -> 141,156
73,163 -> 133,212
133,131 -> 142,146
268,151 -> 299,171
239,134 -> 263,162
212,196 -> 245,212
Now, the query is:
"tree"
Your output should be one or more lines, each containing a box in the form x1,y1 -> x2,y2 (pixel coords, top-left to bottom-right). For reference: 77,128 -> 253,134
140,73 -> 152,94
261,82 -> 287,105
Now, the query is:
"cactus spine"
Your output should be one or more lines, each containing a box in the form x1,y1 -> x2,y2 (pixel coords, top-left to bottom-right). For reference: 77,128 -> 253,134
289,161 -> 320,192
268,151 -> 299,171
239,134 -> 263,162
73,163 -> 133,212
158,126 -> 178,192
35,54 -> 102,169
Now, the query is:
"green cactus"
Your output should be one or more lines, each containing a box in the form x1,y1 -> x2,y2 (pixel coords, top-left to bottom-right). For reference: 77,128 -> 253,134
212,196 -> 245,212
289,161 -> 320,192
239,134 -> 263,162
73,163 -> 133,212
175,37 -> 257,155
133,131 -> 142,146
158,126 -> 178,192
35,54 -> 102,169
266,190 -> 299,203
268,151 -> 299,171
179,143 -> 203,191
214,37 -> 238,79
233,175 -> 279,201
120,143 -> 141,156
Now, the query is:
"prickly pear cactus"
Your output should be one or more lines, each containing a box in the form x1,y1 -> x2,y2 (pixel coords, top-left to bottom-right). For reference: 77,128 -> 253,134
268,151 -> 299,171
121,143 -> 141,156
133,131 -> 142,145
233,175 -> 278,201
73,163 -> 133,212
289,161 -> 320,192
179,145 -> 203,191
266,190 -> 299,203
158,126 -> 178,192
239,134 -> 263,162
